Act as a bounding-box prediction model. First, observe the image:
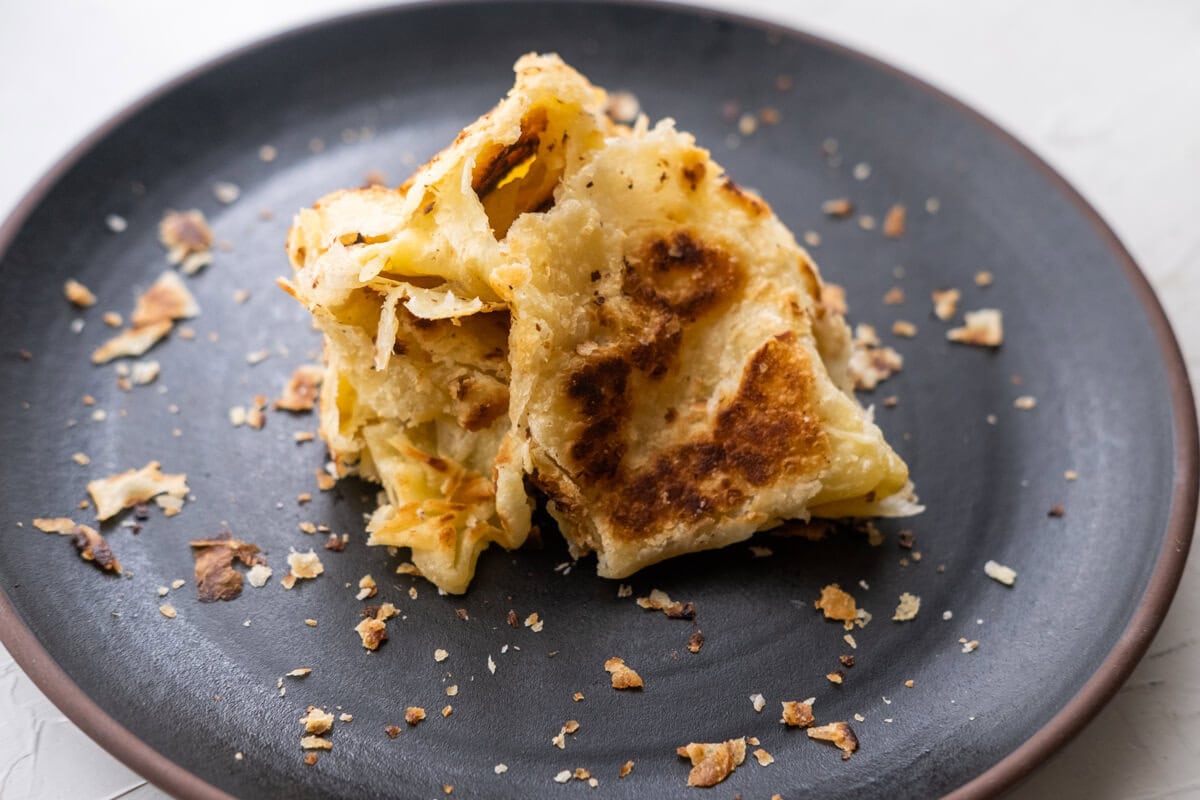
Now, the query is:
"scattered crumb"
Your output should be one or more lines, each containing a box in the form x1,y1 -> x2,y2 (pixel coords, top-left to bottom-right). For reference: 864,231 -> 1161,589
64,279 -> 97,308
821,198 -> 854,218
676,738 -> 746,787
88,461 -> 188,521
191,533 -> 264,601
807,722 -> 859,760
932,289 -> 961,321
285,549 -> 324,584
616,583 -> 632,598
275,365 -> 323,412
752,748 -> 774,767
857,214 -> 876,231
159,210 -> 214,274
1048,504 -> 1066,518
848,324 -> 903,391
286,668 -> 312,678
300,735 -> 332,755
984,560 -> 1017,586
815,584 -> 859,630
605,91 -> 641,124
213,182 -> 240,204
893,592 -> 921,622
826,671 -> 844,685
750,693 -> 766,713
494,763 -> 508,775
604,657 -> 643,690
385,725 -> 401,739
405,707 -> 426,726
749,545 -> 773,558
687,631 -> 705,654
72,452 -> 90,466
356,574 -> 378,601
1065,470 -> 1079,481
159,604 -> 177,619
882,204 -> 906,238
619,760 -> 634,778
975,270 -> 994,287
258,145 -> 278,162
892,320 -> 917,338
105,214 -> 128,233
781,701 -> 815,728
948,309 -> 1004,347
803,230 -> 821,247
636,589 -> 695,620
434,648 -> 449,662
1013,395 -> 1036,410
883,286 -> 905,305
961,639 -> 980,654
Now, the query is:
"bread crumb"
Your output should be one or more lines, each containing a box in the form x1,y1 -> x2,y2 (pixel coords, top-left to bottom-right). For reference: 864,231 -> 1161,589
1013,395 -> 1036,410
807,722 -> 859,760
752,748 -> 774,767
356,574 -> 377,600
882,204 -> 906,238
948,309 -> 1004,347
636,589 -> 695,619
892,320 -> 917,338
821,198 -> 854,218
619,760 -> 634,778
932,289 -> 961,321
64,279 -> 97,308
782,699 -> 815,728
893,592 -> 921,621
604,657 -> 643,690
676,738 -> 746,787
750,693 -> 766,712
815,584 -> 859,630
975,270 -> 994,287
405,707 -> 426,726
159,604 -> 177,619
984,560 -> 1017,586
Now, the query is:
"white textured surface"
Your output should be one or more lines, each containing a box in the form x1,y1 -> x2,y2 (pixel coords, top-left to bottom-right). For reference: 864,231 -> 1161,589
1,2 -> 1197,798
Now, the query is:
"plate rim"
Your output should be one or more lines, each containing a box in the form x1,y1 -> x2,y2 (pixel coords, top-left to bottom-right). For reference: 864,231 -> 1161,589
0,2 -> 1195,798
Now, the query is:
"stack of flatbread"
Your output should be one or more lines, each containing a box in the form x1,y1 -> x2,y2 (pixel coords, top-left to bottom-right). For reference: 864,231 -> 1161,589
283,54 -> 917,594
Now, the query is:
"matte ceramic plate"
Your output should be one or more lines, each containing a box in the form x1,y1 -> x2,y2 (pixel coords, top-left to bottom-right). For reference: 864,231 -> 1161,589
0,3 -> 1195,799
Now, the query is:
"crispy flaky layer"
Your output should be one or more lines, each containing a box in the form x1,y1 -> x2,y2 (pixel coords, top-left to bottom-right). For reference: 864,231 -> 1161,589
283,53 -> 917,592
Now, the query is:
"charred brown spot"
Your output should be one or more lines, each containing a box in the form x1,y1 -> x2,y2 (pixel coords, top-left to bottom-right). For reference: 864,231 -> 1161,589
471,108 -> 549,198
566,356 -> 631,480
681,161 -> 706,191
625,231 -> 743,323
720,178 -> 768,216
608,335 -> 828,539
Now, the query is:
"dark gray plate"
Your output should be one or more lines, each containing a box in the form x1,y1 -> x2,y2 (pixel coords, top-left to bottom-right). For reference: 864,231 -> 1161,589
0,3 -> 1195,799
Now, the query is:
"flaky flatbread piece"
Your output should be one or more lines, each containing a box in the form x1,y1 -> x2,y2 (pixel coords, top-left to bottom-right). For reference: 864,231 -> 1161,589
284,53 -> 917,591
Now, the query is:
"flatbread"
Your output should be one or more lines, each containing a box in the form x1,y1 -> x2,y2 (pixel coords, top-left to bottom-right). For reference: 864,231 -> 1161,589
283,53 -> 917,592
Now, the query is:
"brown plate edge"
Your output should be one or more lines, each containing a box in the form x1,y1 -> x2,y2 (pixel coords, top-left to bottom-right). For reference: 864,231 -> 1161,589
0,2 -> 1195,799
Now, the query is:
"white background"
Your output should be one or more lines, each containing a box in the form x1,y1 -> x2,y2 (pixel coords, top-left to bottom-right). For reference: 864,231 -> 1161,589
2,1 -> 1198,798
